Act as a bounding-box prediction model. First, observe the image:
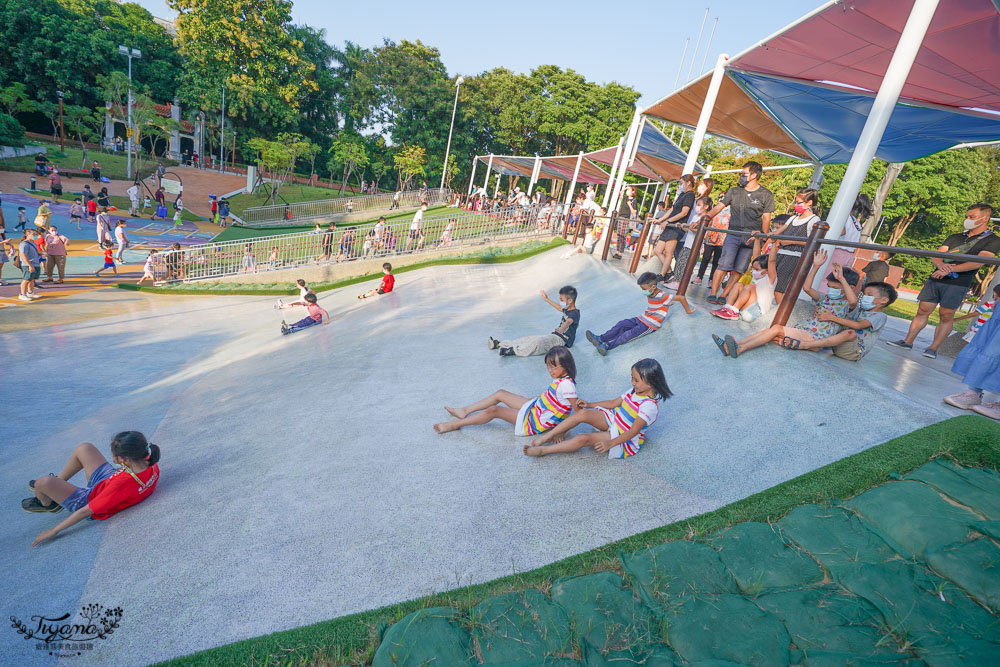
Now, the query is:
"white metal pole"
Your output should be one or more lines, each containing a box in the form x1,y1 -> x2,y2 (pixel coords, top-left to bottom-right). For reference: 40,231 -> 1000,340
673,39 -> 690,90
812,0 -> 940,289
219,85 -> 225,173
601,136 -> 625,208
126,54 -> 133,181
483,154 -> 493,192
700,18 -> 719,75
682,53 -> 729,175
609,112 -> 643,215
808,163 -> 824,190
527,156 -> 541,196
466,157 -> 478,197
565,151 -> 584,207
440,79 -> 462,189
687,8 -> 710,82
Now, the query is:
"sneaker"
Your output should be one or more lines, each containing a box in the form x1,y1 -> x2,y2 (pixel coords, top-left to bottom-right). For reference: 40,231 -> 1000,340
21,497 -> 62,513
585,330 -> 602,348
280,321 -> 290,336
923,348 -> 937,359
488,336 -> 500,350
706,295 -> 724,305
664,281 -> 680,291
712,307 -> 739,321
27,292 -> 41,299
971,401 -> 1000,420
28,473 -> 56,492
17,295 -> 32,302
690,277 -> 702,285
886,339 -> 913,350
274,298 -> 284,310
944,389 -> 983,410
498,347 -> 515,357
596,342 -> 609,357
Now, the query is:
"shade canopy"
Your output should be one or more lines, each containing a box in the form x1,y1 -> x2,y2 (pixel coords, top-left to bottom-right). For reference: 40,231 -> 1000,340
474,154 -> 610,185
586,121 -> 702,181
643,0 -> 1000,163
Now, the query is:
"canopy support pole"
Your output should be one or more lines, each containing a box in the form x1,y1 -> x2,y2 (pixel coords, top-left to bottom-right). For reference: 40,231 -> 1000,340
467,157 -> 478,197
811,0 -> 940,291
601,136 -> 626,209
808,163 -> 824,190
682,52 -> 729,175
609,111 -> 644,215
650,182 -> 662,212
527,156 -> 541,196
641,181 -> 651,217
565,151 -> 584,208
482,154 -> 494,195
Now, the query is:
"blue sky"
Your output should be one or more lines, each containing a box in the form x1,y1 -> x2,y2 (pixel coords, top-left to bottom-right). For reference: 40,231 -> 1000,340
134,0 -> 820,105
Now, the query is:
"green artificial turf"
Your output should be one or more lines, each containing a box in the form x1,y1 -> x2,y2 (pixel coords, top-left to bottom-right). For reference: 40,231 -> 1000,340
227,183 -> 356,214
116,238 -> 569,296
158,415 -> 1000,666
1,141 -> 176,182
213,205 -> 450,241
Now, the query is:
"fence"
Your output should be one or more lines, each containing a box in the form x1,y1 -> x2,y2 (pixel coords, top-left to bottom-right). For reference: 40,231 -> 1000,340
240,188 -> 454,226
152,202 -> 569,284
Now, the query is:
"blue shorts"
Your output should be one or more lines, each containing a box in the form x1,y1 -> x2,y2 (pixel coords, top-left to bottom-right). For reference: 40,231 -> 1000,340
718,233 -> 754,273
740,302 -> 762,322
103,262 -> 115,268
61,462 -> 116,513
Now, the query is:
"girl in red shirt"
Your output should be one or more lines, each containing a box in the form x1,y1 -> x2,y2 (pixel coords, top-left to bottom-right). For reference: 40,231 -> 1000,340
24,432 -> 161,546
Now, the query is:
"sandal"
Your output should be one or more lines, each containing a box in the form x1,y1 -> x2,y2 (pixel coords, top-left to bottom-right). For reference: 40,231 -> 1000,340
712,334 -> 727,356
780,336 -> 801,350
724,335 -> 739,358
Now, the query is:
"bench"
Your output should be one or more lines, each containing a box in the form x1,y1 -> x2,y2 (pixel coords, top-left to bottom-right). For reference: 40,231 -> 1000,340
57,168 -> 92,179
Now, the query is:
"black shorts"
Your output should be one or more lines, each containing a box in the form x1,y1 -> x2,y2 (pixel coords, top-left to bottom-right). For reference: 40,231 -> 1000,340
409,230 -> 421,239
50,185 -> 62,195
917,279 -> 968,310
377,288 -> 386,295
658,227 -> 684,243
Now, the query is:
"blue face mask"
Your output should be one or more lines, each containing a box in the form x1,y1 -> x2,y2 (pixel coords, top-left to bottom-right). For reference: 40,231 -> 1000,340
828,287 -> 843,299
859,295 -> 877,310
641,289 -> 654,296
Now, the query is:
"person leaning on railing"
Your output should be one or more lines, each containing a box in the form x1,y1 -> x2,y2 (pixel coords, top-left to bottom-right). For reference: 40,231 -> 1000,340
887,203 -> 999,360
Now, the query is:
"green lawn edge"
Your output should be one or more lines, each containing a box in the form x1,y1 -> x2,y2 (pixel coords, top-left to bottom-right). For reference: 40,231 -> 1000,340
157,414 -> 1000,667
115,238 -> 569,296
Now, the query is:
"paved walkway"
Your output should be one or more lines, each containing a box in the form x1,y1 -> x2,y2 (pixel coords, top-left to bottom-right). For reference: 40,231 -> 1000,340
1,250 -> 987,666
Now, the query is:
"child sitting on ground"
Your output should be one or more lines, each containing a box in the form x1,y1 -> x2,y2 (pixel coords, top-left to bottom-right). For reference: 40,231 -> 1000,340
712,250 -> 859,358
524,358 -> 670,458
358,263 -> 395,299
275,278 -> 315,309
489,286 -> 580,357
585,272 -> 696,356
796,281 -> 897,360
280,292 -> 330,335
433,346 -> 579,435
711,249 -> 777,322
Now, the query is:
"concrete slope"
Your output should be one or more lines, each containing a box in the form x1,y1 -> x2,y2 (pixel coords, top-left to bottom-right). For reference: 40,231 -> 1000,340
1,250 -> 954,666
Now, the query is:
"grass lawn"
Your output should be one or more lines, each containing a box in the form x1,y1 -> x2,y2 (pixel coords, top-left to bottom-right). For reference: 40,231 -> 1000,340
226,183 -> 351,215
22,188 -> 203,222
1,140 -> 176,182
159,415 -> 1000,666
885,297 -> 972,332
211,205 -> 451,241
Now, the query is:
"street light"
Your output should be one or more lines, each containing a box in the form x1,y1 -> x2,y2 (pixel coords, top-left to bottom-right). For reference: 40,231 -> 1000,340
440,76 -> 464,190
118,45 -> 142,181
56,91 -> 65,153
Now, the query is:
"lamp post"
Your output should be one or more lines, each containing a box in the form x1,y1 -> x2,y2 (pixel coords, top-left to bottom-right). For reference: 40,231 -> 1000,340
56,91 -> 65,152
440,76 -> 464,190
219,85 -> 226,173
118,45 -> 142,181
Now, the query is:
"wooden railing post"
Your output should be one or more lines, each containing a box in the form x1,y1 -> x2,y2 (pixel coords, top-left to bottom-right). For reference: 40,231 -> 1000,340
628,216 -> 654,274
675,216 -> 709,297
770,222 -> 830,327
601,214 -> 617,261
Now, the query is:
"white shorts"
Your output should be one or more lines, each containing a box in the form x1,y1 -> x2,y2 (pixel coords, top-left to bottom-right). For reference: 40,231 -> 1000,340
583,233 -> 597,253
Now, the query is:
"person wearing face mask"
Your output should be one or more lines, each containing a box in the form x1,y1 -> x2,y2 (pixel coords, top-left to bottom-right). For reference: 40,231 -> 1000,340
488,286 -> 581,357
652,174 -> 697,280
770,188 -> 821,301
862,251 -> 893,285
702,162 -> 774,305
887,203 -> 1000,359
795,281 -> 897,361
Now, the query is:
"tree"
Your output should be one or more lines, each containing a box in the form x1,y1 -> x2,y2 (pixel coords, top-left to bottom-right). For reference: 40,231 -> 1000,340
246,133 -> 314,203
329,137 -> 369,195
393,145 -> 426,190
36,101 -> 61,140
444,153 -> 459,189
0,83 -> 37,119
61,104 -> 104,166
0,113 -> 26,147
370,159 -> 388,190
169,0 -> 317,137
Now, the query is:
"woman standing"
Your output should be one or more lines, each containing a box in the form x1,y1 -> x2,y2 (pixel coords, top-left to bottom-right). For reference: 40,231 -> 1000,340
772,189 -> 820,302
944,299 -> 1000,420
43,225 -> 69,283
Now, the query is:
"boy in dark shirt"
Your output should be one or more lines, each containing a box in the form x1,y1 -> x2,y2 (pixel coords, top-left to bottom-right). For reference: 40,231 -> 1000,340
489,286 -> 580,357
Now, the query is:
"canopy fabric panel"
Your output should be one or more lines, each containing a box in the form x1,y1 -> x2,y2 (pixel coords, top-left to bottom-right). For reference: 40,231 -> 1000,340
732,70 -> 1000,163
476,155 -> 535,178
538,155 -> 610,184
475,155 -> 609,185
584,122 -> 704,181
642,72 -> 812,160
734,0 -> 1000,112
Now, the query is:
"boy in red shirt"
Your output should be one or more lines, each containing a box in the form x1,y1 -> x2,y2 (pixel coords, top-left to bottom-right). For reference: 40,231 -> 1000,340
358,262 -> 395,299
280,292 -> 330,335
86,197 -> 98,223
94,243 -> 118,277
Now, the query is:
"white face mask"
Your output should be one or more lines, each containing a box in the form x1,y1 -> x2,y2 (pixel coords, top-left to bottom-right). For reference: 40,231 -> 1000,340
964,217 -> 982,231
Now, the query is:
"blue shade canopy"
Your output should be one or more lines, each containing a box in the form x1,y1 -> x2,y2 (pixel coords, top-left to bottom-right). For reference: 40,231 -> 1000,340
731,70 -> 1000,164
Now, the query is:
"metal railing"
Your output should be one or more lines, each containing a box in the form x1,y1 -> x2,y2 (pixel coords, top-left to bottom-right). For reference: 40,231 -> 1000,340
240,188 -> 454,226
152,202 -> 569,284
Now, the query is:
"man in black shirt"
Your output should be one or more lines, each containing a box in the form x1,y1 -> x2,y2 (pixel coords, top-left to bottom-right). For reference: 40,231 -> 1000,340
888,203 -> 999,359
701,162 -> 775,304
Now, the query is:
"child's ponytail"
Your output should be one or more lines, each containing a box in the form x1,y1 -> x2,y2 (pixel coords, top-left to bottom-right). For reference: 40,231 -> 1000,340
111,431 -> 161,465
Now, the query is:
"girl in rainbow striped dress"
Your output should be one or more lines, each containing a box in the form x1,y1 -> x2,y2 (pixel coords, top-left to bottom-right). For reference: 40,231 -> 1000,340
524,359 -> 671,459
433,347 -> 579,436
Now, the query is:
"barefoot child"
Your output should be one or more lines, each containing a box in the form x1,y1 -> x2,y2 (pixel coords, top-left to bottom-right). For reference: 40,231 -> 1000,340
358,263 -> 395,299
584,272 -> 696,356
275,279 -> 315,310
525,358 -> 670,458
23,432 -> 161,546
434,346 -> 579,435
489,286 -> 580,357
712,251 -> 859,359
280,292 -> 330,335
